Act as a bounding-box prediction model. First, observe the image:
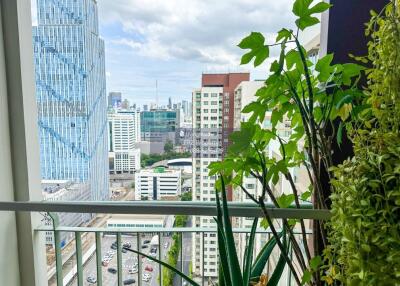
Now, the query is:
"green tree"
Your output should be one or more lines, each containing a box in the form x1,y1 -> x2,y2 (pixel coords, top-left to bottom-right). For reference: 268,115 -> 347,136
164,139 -> 174,153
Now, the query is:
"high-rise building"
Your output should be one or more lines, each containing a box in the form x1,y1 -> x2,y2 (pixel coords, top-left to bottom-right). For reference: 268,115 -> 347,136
108,92 -> 122,108
33,0 -> 109,200
191,73 -> 249,280
140,109 -> 178,143
143,104 -> 149,111
108,109 -> 141,174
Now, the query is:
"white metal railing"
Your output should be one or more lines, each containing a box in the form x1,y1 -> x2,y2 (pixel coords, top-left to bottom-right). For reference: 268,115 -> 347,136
0,201 -> 329,286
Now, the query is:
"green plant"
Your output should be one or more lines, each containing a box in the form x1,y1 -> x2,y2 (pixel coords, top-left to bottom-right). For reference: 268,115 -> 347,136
209,0 -> 365,284
215,176 -> 289,286
328,1 -> 400,284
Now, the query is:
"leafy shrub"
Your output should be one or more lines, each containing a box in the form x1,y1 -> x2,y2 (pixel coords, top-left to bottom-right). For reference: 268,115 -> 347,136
328,1 -> 400,284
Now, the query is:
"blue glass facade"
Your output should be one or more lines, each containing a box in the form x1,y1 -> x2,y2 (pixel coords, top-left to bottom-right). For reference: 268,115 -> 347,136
33,0 -> 109,200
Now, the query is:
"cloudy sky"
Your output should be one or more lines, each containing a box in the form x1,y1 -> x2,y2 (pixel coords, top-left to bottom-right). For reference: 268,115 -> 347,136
32,0 -> 319,107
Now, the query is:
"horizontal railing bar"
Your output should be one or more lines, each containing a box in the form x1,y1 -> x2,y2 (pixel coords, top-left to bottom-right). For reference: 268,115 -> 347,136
35,226 -> 313,234
0,201 -> 330,219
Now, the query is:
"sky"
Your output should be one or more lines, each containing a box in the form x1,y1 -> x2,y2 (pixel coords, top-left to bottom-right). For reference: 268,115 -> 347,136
32,0 -> 319,107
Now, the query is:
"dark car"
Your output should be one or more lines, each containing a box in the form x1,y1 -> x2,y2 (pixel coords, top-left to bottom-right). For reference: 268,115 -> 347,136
123,278 -> 135,285
141,244 -> 149,249
111,244 -> 117,250
143,239 -> 151,244
108,267 -> 117,274
121,248 -> 127,253
150,247 -> 157,253
123,242 -> 131,249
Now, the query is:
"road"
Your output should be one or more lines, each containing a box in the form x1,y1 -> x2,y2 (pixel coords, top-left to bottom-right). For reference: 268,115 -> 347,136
173,217 -> 192,286
68,233 -> 172,286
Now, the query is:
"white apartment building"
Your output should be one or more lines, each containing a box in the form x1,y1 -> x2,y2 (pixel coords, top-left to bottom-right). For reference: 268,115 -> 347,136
108,109 -> 141,174
135,167 -> 182,200
192,87 -> 224,280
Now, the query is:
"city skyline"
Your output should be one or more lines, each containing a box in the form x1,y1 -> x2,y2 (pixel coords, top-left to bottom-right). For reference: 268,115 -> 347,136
31,0 -> 319,107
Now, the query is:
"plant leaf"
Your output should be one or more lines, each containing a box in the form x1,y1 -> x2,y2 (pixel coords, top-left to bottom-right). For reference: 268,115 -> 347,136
250,229 -> 285,278
243,217 -> 259,285
220,176 -> 243,285
267,234 -> 290,286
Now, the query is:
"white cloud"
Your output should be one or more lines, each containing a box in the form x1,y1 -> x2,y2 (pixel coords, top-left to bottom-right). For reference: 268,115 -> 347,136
98,0 -> 297,66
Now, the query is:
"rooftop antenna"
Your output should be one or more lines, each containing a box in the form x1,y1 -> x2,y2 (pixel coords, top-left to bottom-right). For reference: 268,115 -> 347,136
155,79 -> 158,109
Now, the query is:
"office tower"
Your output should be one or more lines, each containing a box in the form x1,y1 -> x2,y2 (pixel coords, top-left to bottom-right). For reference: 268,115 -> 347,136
140,109 -> 178,143
108,109 -> 141,174
108,92 -> 122,108
33,0 -> 109,200
143,104 -> 149,111
135,167 -> 182,200
191,73 -> 249,281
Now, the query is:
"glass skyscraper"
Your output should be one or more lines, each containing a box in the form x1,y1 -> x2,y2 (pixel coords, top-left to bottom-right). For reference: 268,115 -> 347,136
33,0 -> 109,200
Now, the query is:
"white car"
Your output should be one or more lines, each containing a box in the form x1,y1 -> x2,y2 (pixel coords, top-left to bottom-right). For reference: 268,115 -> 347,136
86,275 -> 97,284
164,242 -> 169,248
129,267 -> 138,274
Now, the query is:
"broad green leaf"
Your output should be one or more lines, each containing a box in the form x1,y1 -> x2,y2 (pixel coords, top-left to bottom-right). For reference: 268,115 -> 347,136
300,190 -> 312,201
292,0 -> 313,17
277,193 -> 295,208
276,28 -> 292,42
296,15 -> 320,30
238,32 -> 265,49
310,255 -> 322,271
315,54 -> 334,81
238,32 -> 269,67
301,270 -> 312,285
309,2 -> 332,14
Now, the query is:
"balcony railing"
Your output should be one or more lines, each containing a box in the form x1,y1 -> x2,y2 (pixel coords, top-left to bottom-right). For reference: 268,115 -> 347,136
0,201 -> 330,286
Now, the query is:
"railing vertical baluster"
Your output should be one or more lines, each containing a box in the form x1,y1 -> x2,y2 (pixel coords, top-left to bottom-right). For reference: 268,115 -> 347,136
75,231 -> 83,286
158,232 -> 162,286
95,232 -> 103,286
202,232 -> 205,286
54,229 -> 63,286
117,232 -> 122,286
48,213 -> 63,286
180,232 -> 183,286
137,233 -> 142,286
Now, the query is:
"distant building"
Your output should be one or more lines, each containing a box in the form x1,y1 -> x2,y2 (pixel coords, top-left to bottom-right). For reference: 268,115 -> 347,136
143,104 -> 149,111
33,0 -> 109,201
108,110 -> 141,174
140,109 -> 178,143
192,73 -> 249,280
42,180 -> 91,247
135,167 -> 182,200
108,92 -> 122,108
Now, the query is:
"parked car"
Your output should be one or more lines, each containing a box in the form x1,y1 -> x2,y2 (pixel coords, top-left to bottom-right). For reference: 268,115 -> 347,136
123,278 -> 135,285
145,265 -> 153,272
143,239 -> 151,244
121,247 -> 127,253
86,276 -> 97,284
150,247 -> 157,253
141,244 -> 149,249
123,242 -> 131,249
129,267 -> 138,274
108,267 -> 117,274
142,273 -> 151,282
163,242 -> 169,248
111,244 -> 117,250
